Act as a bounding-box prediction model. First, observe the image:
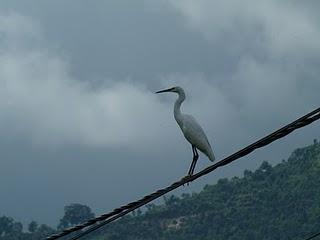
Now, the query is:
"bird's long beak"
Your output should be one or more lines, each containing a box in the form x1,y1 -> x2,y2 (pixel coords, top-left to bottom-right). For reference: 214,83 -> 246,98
155,87 -> 174,94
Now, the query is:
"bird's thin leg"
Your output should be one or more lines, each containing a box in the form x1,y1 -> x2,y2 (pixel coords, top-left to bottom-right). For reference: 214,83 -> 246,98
188,146 -> 198,176
187,146 -> 196,176
190,147 -> 199,176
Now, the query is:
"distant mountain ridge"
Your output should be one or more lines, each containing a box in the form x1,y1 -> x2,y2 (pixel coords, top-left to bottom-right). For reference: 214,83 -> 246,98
92,142 -> 320,240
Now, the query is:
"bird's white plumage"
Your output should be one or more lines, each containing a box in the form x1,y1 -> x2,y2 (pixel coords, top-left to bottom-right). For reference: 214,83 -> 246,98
156,86 -> 215,162
179,114 -> 215,161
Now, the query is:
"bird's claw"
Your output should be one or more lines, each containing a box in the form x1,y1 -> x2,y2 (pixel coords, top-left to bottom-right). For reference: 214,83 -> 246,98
181,175 -> 192,186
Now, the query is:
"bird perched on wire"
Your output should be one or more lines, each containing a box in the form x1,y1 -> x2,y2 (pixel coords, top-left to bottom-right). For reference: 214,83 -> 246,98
156,86 -> 215,176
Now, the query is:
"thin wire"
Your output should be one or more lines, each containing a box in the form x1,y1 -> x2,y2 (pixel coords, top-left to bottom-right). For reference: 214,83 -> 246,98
45,107 -> 320,240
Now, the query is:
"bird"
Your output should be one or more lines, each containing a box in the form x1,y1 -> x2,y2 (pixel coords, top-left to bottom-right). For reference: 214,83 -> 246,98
156,86 -> 215,176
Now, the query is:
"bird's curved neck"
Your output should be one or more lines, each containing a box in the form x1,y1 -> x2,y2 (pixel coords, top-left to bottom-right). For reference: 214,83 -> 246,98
174,91 -> 185,126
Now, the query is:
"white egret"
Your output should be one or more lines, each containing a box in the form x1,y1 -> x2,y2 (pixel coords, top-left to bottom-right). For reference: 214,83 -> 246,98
156,86 -> 215,176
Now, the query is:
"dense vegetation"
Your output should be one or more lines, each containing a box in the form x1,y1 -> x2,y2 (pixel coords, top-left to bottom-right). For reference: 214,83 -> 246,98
1,142 -> 320,240
89,142 -> 320,240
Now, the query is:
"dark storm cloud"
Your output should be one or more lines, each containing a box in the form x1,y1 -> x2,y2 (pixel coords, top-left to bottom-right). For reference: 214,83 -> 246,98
1,0 -> 226,84
0,0 -> 319,226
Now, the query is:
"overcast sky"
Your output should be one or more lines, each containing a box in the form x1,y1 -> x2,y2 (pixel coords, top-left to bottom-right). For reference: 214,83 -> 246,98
0,0 -> 319,227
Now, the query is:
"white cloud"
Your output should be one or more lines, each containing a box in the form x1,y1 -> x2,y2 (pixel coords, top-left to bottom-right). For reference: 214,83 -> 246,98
169,0 -> 320,56
0,13 -> 174,150
168,0 -> 320,118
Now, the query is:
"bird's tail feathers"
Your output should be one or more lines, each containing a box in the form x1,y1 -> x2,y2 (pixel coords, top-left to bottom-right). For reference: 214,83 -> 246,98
207,149 -> 215,162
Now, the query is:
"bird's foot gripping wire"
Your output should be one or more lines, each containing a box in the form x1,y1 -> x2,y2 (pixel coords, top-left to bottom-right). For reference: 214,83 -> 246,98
180,175 -> 192,186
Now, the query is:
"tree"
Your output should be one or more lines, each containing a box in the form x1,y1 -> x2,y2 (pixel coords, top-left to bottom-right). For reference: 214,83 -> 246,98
58,203 -> 95,229
28,221 -> 38,233
35,224 -> 55,239
0,216 -> 24,240
0,216 -> 13,236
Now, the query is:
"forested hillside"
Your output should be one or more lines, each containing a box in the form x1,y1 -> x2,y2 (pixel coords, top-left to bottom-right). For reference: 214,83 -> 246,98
1,142 -> 320,240
90,142 -> 320,240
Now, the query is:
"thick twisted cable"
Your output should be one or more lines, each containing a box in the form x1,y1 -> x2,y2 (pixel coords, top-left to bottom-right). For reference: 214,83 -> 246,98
46,107 -> 320,240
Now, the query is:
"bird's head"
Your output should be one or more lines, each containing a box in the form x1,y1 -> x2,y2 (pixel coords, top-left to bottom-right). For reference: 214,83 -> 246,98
155,86 -> 184,94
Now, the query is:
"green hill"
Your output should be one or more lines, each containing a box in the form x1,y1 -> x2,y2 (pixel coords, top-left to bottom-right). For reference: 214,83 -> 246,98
91,142 -> 320,240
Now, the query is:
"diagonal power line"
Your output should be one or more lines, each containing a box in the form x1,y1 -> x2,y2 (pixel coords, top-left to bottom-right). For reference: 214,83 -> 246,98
46,107 -> 320,240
